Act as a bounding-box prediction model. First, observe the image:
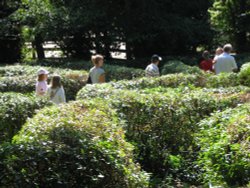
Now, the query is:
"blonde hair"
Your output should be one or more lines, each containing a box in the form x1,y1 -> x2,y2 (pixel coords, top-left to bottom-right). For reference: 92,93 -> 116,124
91,54 -> 104,65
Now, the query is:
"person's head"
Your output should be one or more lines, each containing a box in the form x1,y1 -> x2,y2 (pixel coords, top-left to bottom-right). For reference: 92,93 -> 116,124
202,50 -> 210,60
91,54 -> 104,67
223,44 -> 233,53
37,69 -> 49,81
151,54 -> 162,65
215,47 -> 223,55
51,75 -> 62,89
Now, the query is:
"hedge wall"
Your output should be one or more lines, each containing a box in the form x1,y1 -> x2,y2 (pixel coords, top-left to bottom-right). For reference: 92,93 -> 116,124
0,101 -> 149,187
197,104 -> 250,187
0,65 -> 88,100
0,93 -> 50,143
78,87 -> 246,184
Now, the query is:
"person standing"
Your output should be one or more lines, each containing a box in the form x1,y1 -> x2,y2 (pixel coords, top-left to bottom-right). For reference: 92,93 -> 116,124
47,75 -> 66,105
213,47 -> 223,64
214,44 -> 238,75
89,54 -> 105,84
145,54 -> 162,77
199,51 -> 213,72
36,69 -> 49,96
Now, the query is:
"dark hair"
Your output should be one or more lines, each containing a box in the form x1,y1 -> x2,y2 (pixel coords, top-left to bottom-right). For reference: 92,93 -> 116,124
202,50 -> 210,60
51,75 -> 62,89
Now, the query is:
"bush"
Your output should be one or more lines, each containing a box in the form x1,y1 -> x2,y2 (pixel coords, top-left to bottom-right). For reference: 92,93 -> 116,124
197,104 -> 250,187
77,74 -> 203,100
0,101 -> 149,187
0,65 -> 88,79
27,60 -> 145,81
238,62 -> 250,87
0,66 -> 87,100
205,73 -> 240,88
161,60 -> 202,75
79,88 -> 244,185
104,64 -> 144,81
0,93 -> 50,143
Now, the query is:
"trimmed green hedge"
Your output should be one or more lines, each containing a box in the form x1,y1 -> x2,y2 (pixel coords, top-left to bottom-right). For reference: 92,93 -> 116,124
197,104 -> 250,187
77,72 -> 245,100
0,93 -> 50,143
239,62 -> 250,87
78,87 -> 244,184
0,101 -> 149,187
109,90 -> 244,183
161,60 -> 202,75
28,60 -> 145,81
0,76 -> 85,101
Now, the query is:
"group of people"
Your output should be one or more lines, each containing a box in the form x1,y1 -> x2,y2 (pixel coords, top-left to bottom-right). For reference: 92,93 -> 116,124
199,44 -> 238,74
36,43 -> 238,104
36,70 -> 66,104
35,54 -> 106,104
144,44 -> 239,77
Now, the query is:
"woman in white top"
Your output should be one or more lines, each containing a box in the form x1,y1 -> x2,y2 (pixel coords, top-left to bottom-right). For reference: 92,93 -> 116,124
47,75 -> 66,105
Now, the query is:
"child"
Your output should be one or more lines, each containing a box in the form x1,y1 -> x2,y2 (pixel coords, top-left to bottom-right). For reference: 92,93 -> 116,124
145,54 -> 162,77
89,54 -> 105,84
47,75 -> 66,105
36,69 -> 49,96
213,47 -> 223,64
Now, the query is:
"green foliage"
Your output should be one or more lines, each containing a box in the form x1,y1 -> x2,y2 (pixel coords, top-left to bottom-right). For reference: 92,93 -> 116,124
205,73 -> 240,88
0,92 -> 50,143
197,104 -> 250,186
239,63 -> 250,87
0,0 -> 22,63
105,64 -> 145,81
209,0 -> 250,52
161,61 -> 202,75
28,60 -> 145,82
0,65 -> 87,100
79,87 -> 245,185
0,101 -> 149,187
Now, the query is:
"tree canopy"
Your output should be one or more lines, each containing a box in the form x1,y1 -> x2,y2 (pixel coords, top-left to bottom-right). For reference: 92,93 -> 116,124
0,0 -> 249,63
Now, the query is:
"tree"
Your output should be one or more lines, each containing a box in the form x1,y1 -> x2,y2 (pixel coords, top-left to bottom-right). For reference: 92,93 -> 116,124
210,0 -> 250,52
12,0 -> 214,61
0,0 -> 21,63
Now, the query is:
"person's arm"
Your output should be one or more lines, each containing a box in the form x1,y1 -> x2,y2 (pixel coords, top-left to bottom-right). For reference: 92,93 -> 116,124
99,74 -> 106,83
231,58 -> 238,72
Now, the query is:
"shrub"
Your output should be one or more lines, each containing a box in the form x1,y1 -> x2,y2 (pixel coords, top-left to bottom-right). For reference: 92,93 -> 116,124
0,65 -> 88,79
0,101 -> 149,187
0,93 -> 50,143
78,88 -> 244,185
77,74 -> 202,100
27,60 -> 145,81
197,104 -> 250,187
0,74 -> 86,101
161,60 -> 202,75
205,73 -> 240,88
104,64 -> 144,81
238,62 -> 250,87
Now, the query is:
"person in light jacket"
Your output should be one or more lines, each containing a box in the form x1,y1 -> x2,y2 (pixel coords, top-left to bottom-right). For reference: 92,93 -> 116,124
47,75 -> 66,105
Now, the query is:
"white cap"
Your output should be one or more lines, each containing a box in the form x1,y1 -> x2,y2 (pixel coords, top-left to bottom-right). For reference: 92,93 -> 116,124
37,69 -> 49,75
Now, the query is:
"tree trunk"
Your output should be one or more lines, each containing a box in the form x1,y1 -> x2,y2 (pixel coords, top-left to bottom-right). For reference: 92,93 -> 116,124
34,34 -> 45,60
